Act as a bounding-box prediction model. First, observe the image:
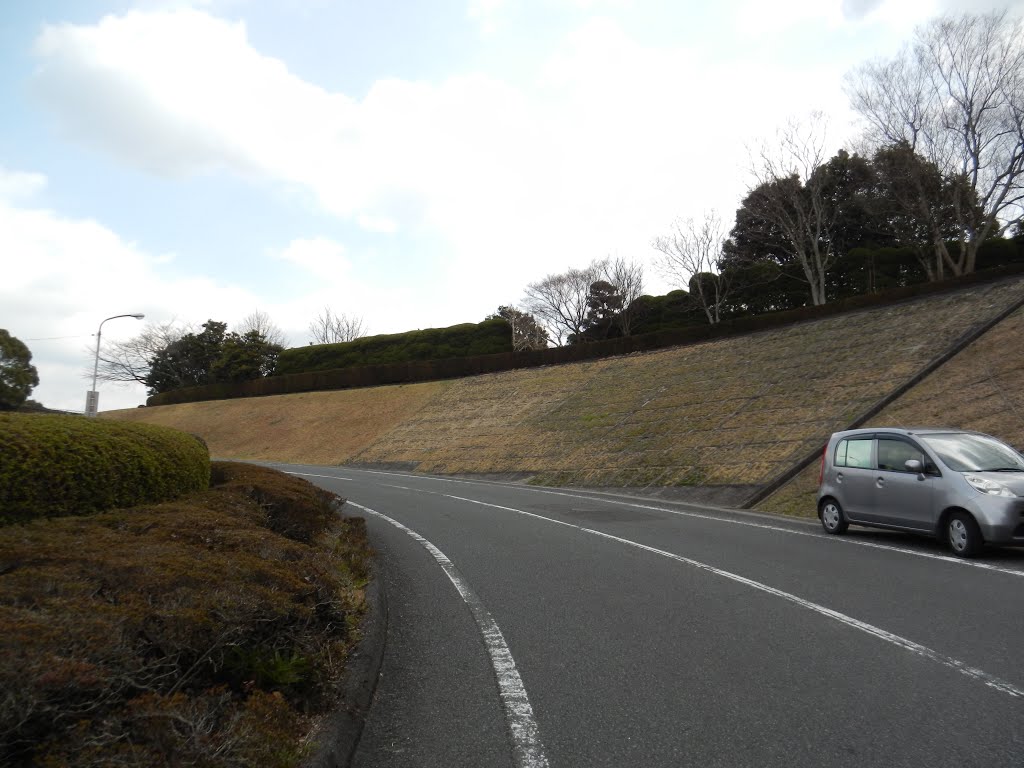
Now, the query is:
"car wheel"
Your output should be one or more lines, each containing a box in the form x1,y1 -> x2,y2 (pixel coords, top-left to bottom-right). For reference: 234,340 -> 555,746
819,498 -> 848,535
947,511 -> 982,558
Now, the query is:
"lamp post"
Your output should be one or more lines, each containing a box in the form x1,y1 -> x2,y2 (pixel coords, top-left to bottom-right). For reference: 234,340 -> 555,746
86,313 -> 145,417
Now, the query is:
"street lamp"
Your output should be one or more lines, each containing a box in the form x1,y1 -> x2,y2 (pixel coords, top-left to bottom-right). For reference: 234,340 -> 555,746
86,313 -> 145,417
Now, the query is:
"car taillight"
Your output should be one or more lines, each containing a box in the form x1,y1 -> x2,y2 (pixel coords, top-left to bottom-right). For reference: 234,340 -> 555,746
818,445 -> 826,486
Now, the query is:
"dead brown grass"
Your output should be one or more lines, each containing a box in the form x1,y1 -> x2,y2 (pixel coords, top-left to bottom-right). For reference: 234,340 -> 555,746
352,278 -> 1024,490
107,381 -> 447,464
758,304 -> 1024,517
0,462 -> 370,767
108,278 -> 1024,497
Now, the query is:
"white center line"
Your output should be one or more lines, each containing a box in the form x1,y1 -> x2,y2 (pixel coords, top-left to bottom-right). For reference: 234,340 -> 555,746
290,469 -> 1024,698
345,501 -> 551,768
440,493 -> 1024,699
285,467 -> 1024,578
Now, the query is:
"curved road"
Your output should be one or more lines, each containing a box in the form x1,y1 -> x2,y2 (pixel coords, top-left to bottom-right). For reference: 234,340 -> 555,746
269,463 -> 1024,768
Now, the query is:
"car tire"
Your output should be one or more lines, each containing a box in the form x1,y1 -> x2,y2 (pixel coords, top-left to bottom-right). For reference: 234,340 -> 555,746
947,511 -> 982,558
819,498 -> 848,535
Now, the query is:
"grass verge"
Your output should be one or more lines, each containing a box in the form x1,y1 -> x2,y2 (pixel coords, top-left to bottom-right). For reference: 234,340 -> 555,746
0,462 -> 370,767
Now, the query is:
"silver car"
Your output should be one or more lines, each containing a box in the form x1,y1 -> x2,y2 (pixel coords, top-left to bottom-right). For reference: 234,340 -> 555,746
817,428 -> 1024,557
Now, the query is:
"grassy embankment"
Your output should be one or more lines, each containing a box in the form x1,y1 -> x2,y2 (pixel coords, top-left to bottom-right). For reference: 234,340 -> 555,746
758,302 -> 1024,517
0,415 -> 371,767
109,277 -> 1024,507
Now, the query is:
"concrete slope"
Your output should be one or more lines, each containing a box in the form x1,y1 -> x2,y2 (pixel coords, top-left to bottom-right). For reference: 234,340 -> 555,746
108,277 -> 1024,505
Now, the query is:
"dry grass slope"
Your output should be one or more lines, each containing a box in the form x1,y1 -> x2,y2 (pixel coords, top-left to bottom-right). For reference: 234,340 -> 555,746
351,278 -> 1024,499
758,303 -> 1024,517
109,278 -> 1024,504
109,381 -> 447,464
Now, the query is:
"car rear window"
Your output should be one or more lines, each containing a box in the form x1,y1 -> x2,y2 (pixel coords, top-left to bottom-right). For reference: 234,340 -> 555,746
835,438 -> 872,468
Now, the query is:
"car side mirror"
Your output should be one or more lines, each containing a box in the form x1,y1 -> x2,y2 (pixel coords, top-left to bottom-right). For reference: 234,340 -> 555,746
905,459 -> 923,474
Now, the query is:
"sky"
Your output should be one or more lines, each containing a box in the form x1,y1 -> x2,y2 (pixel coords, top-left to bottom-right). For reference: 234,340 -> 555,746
2,0 -> 1019,412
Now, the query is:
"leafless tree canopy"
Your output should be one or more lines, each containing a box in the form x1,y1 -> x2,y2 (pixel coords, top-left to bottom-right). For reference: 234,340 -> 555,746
747,114 -> 838,306
309,308 -> 366,345
602,256 -> 645,336
238,310 -> 288,347
94,320 -> 192,385
653,211 -> 731,324
522,264 -> 597,346
845,10 -> 1024,274
522,257 -> 644,345
490,306 -> 550,351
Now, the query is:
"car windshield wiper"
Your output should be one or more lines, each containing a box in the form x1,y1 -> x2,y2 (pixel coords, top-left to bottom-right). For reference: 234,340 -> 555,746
978,467 -> 1024,472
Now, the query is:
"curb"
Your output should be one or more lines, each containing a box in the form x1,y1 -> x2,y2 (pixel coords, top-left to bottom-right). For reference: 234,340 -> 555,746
301,511 -> 388,768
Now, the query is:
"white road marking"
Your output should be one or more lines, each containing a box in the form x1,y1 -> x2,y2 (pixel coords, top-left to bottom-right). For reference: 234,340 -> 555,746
440,493 -> 1024,699
285,467 -> 1024,578
288,468 -> 1024,697
345,500 -> 550,768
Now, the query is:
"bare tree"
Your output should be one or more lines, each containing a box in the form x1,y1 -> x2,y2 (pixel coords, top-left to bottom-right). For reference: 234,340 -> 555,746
746,113 -> 838,306
522,264 -> 598,346
309,308 -> 366,345
237,309 -> 288,347
602,256 -> 645,335
522,257 -> 645,344
653,211 -> 731,324
846,10 -> 1024,275
94,320 -> 192,385
490,306 -> 550,350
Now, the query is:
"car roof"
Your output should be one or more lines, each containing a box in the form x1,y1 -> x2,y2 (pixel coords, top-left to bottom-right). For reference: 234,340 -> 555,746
829,427 -> 985,439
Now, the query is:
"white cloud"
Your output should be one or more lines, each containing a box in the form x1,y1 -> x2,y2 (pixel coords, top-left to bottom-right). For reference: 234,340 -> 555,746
0,193 -> 281,412
274,236 -> 349,280
0,166 -> 47,202
468,0 -> 509,34
26,4 -> 953,345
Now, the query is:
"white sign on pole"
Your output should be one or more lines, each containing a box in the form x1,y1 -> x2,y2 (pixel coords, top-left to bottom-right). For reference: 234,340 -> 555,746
85,390 -> 99,417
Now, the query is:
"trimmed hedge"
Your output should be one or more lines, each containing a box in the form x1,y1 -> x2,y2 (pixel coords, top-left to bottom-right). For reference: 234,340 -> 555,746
276,318 -> 513,375
146,262 -> 1024,407
0,413 -> 210,524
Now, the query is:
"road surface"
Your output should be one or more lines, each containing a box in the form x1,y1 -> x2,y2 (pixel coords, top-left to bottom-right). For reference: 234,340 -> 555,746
267,463 -> 1024,768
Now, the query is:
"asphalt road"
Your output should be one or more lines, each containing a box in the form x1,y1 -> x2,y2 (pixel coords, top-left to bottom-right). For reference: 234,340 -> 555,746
267,463 -> 1024,768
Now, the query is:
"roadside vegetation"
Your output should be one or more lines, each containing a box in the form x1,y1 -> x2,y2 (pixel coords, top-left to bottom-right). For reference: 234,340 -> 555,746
110,278 -> 1024,506
758,304 -> 1024,518
0,415 -> 371,767
0,413 -> 209,524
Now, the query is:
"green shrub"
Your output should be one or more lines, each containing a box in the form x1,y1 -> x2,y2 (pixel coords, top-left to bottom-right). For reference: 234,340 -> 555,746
0,413 -> 210,524
276,317 -> 513,375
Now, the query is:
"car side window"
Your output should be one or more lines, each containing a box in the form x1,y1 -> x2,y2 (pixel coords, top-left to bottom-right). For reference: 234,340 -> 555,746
835,438 -> 872,468
877,438 -> 925,472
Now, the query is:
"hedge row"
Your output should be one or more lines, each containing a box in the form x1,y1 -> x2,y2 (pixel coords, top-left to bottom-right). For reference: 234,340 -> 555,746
0,413 -> 210,524
275,317 -> 513,375
147,263 -> 1024,407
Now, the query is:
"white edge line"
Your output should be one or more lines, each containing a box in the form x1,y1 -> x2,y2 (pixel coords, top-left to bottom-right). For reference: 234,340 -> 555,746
345,500 -> 550,768
283,468 -> 1024,578
439,493 -> 1024,700
290,471 -> 1024,698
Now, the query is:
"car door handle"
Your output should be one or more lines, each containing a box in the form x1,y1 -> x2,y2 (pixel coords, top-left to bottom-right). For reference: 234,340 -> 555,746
876,477 -> 885,488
